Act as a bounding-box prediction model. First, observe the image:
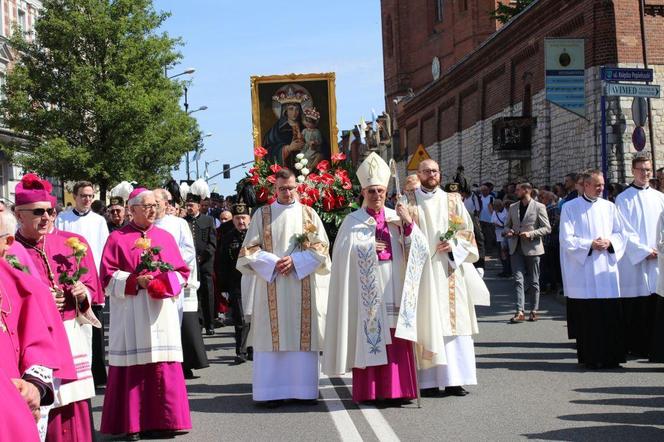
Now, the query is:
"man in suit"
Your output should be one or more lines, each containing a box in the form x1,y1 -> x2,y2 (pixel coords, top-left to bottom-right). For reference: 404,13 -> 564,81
505,182 -> 551,322
185,185 -> 218,335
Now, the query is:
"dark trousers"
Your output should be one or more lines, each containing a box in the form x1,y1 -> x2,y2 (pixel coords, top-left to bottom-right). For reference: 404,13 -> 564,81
229,291 -> 251,357
198,273 -> 216,330
91,305 -> 107,386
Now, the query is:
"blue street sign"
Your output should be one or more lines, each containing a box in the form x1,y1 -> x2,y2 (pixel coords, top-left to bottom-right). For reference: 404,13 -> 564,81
602,67 -> 653,82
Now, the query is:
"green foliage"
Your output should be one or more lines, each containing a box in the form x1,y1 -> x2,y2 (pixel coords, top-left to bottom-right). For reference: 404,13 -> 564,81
136,246 -> 174,273
490,0 -> 536,24
0,0 -> 201,196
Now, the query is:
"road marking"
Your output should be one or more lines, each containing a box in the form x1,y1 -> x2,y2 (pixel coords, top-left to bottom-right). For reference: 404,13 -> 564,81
320,376 -> 363,442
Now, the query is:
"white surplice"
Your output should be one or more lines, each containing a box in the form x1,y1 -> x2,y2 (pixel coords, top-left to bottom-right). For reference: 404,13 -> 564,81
237,201 -> 330,400
155,214 -> 198,320
559,196 -> 626,299
615,185 -> 664,297
406,187 -> 485,387
56,209 -> 109,273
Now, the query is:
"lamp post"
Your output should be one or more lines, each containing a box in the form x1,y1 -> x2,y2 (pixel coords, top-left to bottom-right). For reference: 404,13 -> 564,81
166,67 -> 195,79
204,159 -> 219,180
183,83 -> 208,181
195,133 -> 213,179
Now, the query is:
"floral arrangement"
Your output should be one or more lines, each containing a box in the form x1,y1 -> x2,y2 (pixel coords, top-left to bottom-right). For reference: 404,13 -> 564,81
134,237 -> 175,298
5,254 -> 28,273
59,237 -> 89,286
246,146 -> 359,231
441,214 -> 466,243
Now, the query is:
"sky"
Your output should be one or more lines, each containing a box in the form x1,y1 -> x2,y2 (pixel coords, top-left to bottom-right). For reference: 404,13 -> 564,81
153,0 -> 385,196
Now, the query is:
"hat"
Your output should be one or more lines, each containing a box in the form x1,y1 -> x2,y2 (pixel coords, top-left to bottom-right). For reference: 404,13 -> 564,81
356,152 -> 391,189
15,173 -> 53,206
231,202 -> 251,216
185,179 -> 210,204
128,187 -> 149,202
109,181 -> 133,206
445,182 -> 460,193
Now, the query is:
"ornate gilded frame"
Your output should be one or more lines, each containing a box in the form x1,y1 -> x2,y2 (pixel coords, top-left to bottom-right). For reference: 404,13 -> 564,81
250,72 -> 339,159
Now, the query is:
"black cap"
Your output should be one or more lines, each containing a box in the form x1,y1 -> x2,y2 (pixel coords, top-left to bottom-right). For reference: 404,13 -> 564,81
186,194 -> 202,204
109,196 -> 124,206
231,203 -> 251,216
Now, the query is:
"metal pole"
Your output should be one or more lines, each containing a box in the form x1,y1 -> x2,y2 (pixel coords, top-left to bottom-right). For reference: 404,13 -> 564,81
601,89 -> 608,190
639,0 -> 657,169
184,86 -> 190,181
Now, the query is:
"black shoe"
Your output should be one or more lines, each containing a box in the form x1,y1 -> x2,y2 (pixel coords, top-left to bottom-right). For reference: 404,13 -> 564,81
205,328 -> 215,336
255,399 -> 283,409
420,387 -> 443,397
124,433 -> 140,441
183,368 -> 196,379
234,355 -> 247,365
444,386 -> 469,396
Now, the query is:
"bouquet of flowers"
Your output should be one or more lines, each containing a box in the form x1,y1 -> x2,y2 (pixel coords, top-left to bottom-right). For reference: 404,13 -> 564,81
59,237 -> 89,285
134,237 -> 177,299
245,146 -> 359,241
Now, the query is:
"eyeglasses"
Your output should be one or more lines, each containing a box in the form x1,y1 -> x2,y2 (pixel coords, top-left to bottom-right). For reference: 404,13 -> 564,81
133,204 -> 157,211
16,208 -> 56,216
109,209 -> 122,214
419,169 -> 440,175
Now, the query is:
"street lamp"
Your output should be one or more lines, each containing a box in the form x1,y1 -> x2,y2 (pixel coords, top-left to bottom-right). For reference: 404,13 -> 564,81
167,67 -> 196,79
188,105 -> 208,114
204,159 -> 219,180
182,84 -> 208,181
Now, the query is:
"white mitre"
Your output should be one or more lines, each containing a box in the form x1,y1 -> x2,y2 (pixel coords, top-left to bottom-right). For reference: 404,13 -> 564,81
356,152 -> 391,189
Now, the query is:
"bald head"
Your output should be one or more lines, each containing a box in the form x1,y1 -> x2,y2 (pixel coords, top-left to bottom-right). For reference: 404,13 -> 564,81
416,159 -> 441,190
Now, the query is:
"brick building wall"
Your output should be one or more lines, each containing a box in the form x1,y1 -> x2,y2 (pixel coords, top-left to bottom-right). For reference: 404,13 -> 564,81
382,0 -> 664,188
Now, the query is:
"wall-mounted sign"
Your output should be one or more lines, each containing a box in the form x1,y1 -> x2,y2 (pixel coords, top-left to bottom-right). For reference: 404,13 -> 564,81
545,38 -> 585,117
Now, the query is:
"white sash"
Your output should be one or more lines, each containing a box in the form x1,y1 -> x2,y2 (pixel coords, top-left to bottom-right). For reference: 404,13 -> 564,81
55,318 -> 95,407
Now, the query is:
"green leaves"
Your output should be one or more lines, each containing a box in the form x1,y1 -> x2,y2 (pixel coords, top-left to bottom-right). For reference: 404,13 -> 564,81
0,0 -> 200,196
490,0 -> 535,24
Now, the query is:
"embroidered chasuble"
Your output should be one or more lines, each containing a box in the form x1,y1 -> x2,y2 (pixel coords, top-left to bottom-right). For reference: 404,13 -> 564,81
236,201 -> 330,353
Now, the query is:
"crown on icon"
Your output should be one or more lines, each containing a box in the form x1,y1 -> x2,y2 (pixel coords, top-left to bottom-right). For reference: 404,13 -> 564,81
303,107 -> 320,121
272,86 -> 310,105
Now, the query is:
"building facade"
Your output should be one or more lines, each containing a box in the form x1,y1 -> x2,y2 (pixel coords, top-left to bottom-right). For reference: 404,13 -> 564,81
382,0 -> 664,187
0,0 -> 43,204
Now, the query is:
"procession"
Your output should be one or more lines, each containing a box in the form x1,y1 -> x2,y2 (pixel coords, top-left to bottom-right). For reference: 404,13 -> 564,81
2,0 -> 664,441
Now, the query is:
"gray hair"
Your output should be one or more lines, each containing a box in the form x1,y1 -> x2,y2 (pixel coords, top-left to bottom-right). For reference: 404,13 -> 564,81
0,210 -> 17,236
128,190 -> 154,206
153,188 -> 171,201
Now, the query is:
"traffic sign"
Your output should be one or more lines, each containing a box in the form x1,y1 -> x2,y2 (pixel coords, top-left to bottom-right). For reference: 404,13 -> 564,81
631,97 -> 648,127
602,67 -> 653,82
406,144 -> 432,171
632,127 -> 646,152
604,83 -> 660,98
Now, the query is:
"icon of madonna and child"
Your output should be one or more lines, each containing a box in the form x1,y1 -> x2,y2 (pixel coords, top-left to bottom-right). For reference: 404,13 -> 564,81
251,74 -> 338,171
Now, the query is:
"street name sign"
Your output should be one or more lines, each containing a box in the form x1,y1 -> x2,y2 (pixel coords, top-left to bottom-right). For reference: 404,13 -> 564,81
602,67 -> 653,82
604,83 -> 660,99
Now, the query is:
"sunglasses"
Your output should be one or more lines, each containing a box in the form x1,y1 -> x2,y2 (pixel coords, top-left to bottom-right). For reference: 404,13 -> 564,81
17,207 -> 56,216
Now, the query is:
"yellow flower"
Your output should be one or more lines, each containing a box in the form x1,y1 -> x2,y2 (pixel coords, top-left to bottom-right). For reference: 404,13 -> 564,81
303,221 -> 317,234
134,237 -> 151,250
74,243 -> 88,254
65,237 -> 81,248
450,215 -> 465,226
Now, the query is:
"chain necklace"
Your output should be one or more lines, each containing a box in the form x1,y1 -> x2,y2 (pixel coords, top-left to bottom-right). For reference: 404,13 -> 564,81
15,232 -> 58,289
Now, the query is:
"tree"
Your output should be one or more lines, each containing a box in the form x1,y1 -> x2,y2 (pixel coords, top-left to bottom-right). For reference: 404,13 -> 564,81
490,0 -> 536,24
0,0 -> 201,199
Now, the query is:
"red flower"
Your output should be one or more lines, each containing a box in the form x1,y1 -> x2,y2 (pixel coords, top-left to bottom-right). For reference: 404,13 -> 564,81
308,174 -> 321,184
322,196 -> 335,212
248,174 -> 259,185
256,186 -> 269,202
297,183 -> 308,194
307,187 -> 320,202
267,174 -> 277,184
334,168 -> 349,179
270,164 -> 282,173
342,180 -> 352,190
316,160 -> 330,172
299,193 -> 314,207
254,146 -> 268,158
331,152 -> 347,163
147,278 -> 167,299
336,195 -> 346,208
267,195 -> 277,205
249,167 -> 257,175
321,173 -> 335,185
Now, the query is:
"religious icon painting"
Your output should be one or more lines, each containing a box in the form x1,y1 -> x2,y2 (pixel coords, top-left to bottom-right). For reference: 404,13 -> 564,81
250,72 -> 339,171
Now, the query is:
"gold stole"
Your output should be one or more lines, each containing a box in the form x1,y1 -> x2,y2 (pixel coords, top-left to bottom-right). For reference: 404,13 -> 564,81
261,205 -> 313,352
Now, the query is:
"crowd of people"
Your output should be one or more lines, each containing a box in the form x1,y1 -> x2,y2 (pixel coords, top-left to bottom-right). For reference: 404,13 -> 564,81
1,151 -> 663,440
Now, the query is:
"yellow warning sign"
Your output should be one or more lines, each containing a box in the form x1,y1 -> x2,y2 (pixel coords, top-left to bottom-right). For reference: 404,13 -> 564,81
406,144 -> 431,171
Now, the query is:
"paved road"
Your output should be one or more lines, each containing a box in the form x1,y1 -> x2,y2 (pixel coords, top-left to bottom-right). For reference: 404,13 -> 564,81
92,261 -> 664,441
